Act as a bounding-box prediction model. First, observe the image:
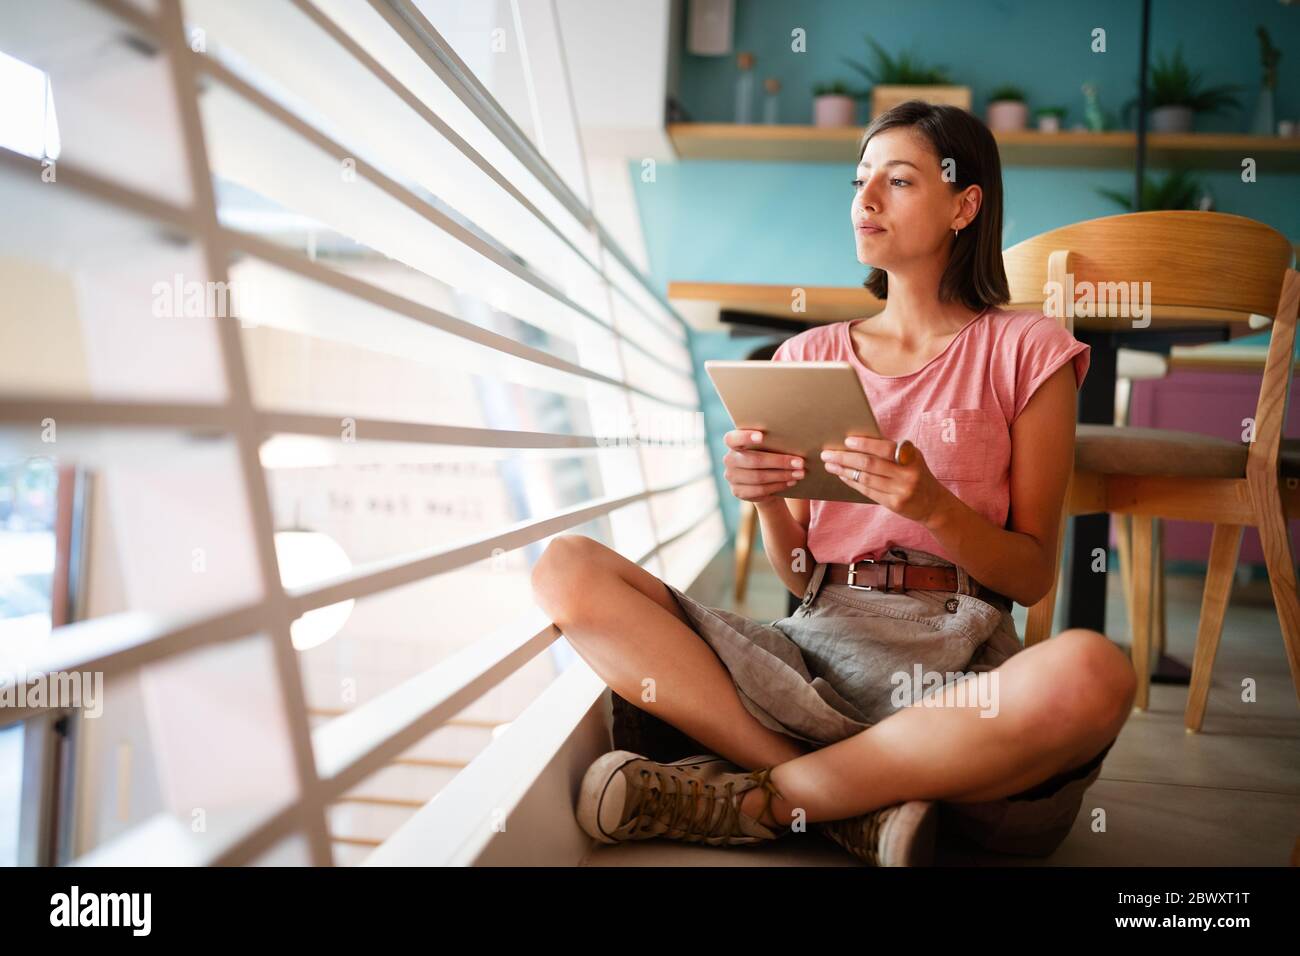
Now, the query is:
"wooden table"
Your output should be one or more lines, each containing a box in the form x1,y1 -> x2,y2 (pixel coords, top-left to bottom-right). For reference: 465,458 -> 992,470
1166,341 -> 1298,371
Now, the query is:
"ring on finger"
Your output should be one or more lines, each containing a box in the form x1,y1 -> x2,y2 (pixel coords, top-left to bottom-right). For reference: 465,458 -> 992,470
850,468 -> 861,482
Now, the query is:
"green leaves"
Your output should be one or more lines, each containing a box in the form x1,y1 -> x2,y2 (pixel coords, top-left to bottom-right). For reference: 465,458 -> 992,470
988,85 -> 1027,103
1145,43 -> 1243,113
842,36 -> 952,87
813,80 -> 858,98
1096,169 -> 1207,211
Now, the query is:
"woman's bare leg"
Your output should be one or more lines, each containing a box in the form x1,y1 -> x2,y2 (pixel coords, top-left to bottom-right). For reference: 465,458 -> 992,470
736,628 -> 1136,828
531,534 -> 812,769
533,535 -> 1134,835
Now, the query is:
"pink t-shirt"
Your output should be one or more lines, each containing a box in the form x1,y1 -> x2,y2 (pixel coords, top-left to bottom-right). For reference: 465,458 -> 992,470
772,305 -> 1090,565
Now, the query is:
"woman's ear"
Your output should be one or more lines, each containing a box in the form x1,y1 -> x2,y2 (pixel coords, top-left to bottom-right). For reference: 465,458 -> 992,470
961,185 -> 983,226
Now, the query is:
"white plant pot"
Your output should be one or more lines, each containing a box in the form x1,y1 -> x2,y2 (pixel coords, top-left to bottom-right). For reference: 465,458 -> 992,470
1036,114 -> 1062,133
986,100 -> 1028,132
1149,105 -> 1193,133
813,94 -> 857,127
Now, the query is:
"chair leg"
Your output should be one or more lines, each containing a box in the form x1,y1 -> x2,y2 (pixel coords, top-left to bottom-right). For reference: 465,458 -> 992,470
1252,489 -> 1300,711
1185,523 -> 1243,733
1025,484 -> 1072,647
1130,515 -> 1155,710
733,499 -> 758,603
1154,518 -> 1167,661
1025,575 -> 1058,647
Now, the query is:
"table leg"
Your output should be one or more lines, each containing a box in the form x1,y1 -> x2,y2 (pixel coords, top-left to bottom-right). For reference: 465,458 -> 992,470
1150,517 -> 1193,684
1065,330 -> 1116,632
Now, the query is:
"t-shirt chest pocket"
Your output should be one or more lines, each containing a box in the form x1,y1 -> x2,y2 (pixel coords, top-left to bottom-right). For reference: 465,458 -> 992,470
917,408 -> 994,482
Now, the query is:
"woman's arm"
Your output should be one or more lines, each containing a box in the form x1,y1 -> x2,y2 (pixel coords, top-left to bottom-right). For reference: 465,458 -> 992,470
922,364 -> 1077,605
757,496 -> 813,598
820,363 -> 1077,607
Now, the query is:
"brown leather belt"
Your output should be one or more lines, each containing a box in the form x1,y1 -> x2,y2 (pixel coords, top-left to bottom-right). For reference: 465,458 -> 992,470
822,560 -> 1012,611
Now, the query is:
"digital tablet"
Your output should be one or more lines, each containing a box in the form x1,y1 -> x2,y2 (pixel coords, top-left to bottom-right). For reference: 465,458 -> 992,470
704,360 -> 883,504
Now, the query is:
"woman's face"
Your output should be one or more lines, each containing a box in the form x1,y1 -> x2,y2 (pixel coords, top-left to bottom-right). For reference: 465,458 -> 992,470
851,127 -> 979,272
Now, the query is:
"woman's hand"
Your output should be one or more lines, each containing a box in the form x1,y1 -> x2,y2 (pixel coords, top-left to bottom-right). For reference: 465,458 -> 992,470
722,429 -> 805,503
820,435 -> 953,526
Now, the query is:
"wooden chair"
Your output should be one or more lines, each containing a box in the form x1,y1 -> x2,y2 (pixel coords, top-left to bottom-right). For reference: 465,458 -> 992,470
734,498 -> 759,602
1004,211 -> 1300,732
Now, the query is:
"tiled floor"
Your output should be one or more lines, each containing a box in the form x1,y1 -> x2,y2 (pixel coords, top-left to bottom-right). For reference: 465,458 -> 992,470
581,547 -> 1300,867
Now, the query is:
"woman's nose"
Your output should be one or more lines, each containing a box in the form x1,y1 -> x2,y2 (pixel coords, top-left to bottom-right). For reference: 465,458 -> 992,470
857,178 -> 881,210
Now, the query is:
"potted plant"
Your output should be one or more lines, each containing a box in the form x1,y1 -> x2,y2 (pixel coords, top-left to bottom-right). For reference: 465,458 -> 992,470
842,36 -> 970,119
1252,25 -> 1281,135
1122,43 -> 1243,133
1035,105 -> 1068,133
1096,168 -> 1212,211
986,85 -> 1028,131
812,79 -> 861,127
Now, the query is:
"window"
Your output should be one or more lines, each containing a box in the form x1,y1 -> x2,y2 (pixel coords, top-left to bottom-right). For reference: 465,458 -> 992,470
0,460 -> 59,639
0,0 -> 718,865
0,50 -> 60,162
0,724 -> 22,865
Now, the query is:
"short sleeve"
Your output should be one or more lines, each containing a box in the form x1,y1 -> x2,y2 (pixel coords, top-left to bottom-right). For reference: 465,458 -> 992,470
1012,315 -> 1090,423
772,336 -> 797,363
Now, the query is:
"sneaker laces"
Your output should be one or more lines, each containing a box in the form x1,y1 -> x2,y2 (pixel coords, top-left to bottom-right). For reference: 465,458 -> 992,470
626,764 -> 786,840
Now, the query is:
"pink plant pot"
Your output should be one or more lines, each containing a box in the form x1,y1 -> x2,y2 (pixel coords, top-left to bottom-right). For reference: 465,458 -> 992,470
813,95 -> 857,128
986,100 -> 1028,132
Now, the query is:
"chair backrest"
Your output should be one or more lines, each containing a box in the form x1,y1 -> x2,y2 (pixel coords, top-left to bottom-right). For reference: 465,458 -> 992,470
1003,210 -> 1294,319
1002,211 -> 1299,475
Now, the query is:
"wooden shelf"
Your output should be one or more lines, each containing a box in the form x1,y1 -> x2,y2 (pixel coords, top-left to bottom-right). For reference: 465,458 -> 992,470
667,123 -> 1300,171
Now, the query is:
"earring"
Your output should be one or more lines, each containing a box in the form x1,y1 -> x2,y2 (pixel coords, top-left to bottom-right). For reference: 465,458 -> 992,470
953,228 -> 959,239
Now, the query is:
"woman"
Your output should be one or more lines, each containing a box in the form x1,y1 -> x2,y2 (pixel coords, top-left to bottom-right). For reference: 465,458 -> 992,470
530,101 -> 1136,865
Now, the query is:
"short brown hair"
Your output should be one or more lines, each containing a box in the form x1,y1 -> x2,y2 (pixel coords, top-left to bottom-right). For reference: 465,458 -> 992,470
857,101 -> 1009,311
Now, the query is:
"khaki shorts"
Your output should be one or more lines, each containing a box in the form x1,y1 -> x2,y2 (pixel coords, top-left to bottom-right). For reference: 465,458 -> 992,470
648,544 -> 1114,859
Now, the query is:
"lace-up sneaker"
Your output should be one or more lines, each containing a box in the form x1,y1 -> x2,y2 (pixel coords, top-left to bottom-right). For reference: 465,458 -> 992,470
577,750 -> 787,846
817,800 -> 938,866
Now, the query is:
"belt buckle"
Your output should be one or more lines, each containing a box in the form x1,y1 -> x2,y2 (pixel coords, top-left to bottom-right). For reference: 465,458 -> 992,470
845,558 -> 875,591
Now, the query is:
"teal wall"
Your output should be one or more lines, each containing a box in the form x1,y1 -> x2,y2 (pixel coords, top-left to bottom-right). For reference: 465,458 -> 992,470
633,0 -> 1300,542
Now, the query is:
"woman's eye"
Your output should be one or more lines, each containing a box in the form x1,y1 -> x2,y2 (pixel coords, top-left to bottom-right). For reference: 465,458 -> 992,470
891,178 -> 909,187
850,179 -> 863,188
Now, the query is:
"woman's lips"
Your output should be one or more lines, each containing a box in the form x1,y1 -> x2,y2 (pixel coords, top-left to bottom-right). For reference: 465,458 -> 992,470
857,225 -> 884,233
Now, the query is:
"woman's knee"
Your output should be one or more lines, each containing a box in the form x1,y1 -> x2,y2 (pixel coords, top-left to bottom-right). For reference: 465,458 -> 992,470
998,632 -> 1133,749
530,534 -> 609,622
1051,628 -> 1136,737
